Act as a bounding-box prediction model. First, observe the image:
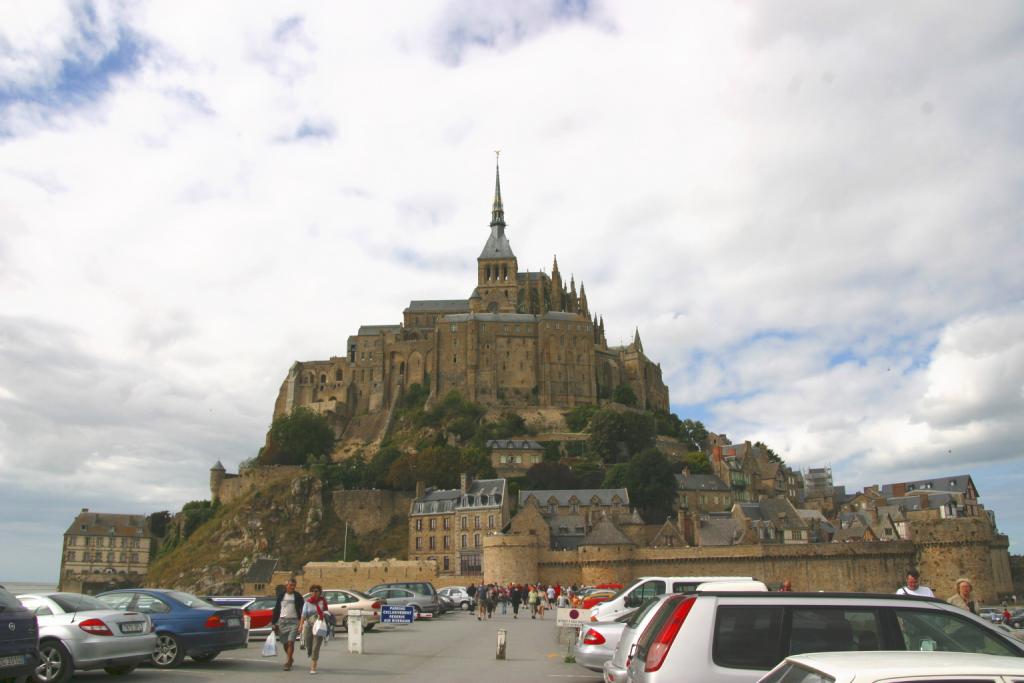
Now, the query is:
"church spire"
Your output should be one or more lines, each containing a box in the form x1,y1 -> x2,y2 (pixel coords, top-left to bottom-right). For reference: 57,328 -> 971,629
634,327 -> 643,353
490,151 -> 505,229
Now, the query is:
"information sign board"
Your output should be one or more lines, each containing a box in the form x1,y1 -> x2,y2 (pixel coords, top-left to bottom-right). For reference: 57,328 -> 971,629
556,607 -> 586,628
380,605 -> 415,624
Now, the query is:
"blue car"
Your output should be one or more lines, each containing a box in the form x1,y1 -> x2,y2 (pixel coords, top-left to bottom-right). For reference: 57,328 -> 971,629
0,585 -> 39,682
96,589 -> 246,669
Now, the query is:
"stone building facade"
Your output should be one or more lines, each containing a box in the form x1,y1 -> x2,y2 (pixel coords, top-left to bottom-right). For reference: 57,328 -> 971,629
58,509 -> 154,593
487,438 -> 545,478
272,161 -> 670,435
408,475 -> 510,576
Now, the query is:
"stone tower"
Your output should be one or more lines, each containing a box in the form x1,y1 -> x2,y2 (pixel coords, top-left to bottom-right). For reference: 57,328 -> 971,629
210,460 -> 226,502
472,155 -> 519,313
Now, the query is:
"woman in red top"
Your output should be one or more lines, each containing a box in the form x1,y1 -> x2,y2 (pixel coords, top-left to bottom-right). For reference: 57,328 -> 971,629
301,585 -> 330,674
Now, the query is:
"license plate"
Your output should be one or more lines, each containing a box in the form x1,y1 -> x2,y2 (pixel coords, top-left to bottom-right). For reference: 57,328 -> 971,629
120,622 -> 145,634
227,618 -> 241,628
0,654 -> 26,668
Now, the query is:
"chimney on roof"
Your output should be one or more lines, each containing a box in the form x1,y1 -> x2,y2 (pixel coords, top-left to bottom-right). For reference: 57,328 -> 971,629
460,473 -> 471,493
81,508 -> 89,512
415,481 -> 425,499
918,493 -> 930,510
712,446 -> 723,464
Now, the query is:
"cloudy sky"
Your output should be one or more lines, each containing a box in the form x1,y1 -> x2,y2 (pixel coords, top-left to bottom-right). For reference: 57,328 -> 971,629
2,1 -> 1022,583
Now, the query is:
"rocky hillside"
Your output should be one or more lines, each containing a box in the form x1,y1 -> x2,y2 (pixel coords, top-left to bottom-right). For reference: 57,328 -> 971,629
146,470 -> 407,594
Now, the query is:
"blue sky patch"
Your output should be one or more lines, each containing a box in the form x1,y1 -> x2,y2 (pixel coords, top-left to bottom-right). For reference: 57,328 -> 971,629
0,28 -> 145,112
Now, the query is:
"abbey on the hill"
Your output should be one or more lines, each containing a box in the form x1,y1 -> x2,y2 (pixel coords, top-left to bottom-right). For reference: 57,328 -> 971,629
275,160 -> 670,422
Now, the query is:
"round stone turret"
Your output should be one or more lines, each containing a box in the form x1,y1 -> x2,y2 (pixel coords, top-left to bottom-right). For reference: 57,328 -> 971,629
210,460 -> 226,502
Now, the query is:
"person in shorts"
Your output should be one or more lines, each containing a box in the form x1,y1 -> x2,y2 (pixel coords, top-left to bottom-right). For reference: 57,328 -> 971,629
273,578 -> 304,671
302,585 -> 330,674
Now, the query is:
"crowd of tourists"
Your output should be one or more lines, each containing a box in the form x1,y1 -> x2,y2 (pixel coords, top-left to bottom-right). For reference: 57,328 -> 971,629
465,582 -> 581,620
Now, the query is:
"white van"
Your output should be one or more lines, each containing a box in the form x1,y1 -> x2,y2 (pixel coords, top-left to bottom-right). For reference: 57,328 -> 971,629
589,576 -> 757,622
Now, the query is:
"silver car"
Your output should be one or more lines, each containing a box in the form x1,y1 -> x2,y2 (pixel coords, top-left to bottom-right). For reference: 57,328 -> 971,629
367,587 -> 439,617
437,587 -> 475,611
18,592 -> 155,682
603,595 -> 670,683
574,610 -> 634,673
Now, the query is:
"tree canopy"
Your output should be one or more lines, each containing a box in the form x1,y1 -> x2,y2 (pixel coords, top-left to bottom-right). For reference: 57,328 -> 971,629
588,409 -> 656,463
260,407 -> 335,466
522,462 -> 581,490
611,384 -> 638,407
622,448 -> 678,523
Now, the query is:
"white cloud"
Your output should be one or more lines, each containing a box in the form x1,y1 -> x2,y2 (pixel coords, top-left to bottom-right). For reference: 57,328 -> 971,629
2,1 -> 1023,580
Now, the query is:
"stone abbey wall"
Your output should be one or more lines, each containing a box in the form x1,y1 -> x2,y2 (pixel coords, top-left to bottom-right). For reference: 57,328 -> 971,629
294,559 -> 467,593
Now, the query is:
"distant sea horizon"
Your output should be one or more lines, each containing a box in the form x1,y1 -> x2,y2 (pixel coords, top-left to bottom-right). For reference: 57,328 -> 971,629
0,581 -> 58,593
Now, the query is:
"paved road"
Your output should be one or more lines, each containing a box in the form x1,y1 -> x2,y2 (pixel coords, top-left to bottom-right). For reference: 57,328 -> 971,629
67,609 -> 604,682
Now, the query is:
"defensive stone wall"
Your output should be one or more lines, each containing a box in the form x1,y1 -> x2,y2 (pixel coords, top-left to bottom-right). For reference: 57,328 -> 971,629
295,559 -> 445,592
913,517 -> 1013,603
215,466 -> 304,505
331,489 -> 413,536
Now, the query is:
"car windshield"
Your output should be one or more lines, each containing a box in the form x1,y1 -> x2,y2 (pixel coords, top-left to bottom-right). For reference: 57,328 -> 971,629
624,597 -> 662,629
50,593 -> 111,612
0,587 -> 21,610
167,591 -> 216,609
349,590 -> 373,600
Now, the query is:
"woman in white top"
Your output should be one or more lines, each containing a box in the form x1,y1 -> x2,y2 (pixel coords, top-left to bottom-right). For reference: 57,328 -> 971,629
301,585 -> 330,674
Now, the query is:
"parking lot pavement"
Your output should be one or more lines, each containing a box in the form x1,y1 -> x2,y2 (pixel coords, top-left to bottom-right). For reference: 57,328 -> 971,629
65,609 -> 605,682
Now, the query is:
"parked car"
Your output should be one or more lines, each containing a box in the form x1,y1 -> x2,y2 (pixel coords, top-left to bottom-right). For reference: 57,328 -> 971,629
603,596 -> 667,683
97,588 -> 247,668
437,594 -> 455,613
367,587 -> 439,617
437,587 -> 475,611
0,585 -> 39,683
589,575 -> 756,622
203,596 -> 254,607
996,623 -> 1024,644
574,610 -> 636,673
242,597 -> 276,638
17,592 -> 155,683
758,650 -> 1024,683
305,589 -> 381,632
1007,609 -> 1024,629
625,590 -> 1024,683
980,607 -> 1005,623
368,581 -> 439,601
582,590 -> 618,610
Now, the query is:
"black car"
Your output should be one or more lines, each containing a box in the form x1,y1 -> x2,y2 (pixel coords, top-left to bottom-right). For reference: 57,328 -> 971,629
0,585 -> 39,682
1009,609 -> 1024,629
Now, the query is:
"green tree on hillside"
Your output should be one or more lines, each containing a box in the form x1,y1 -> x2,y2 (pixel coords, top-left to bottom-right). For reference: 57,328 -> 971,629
564,404 -> 599,432
623,448 -> 678,523
602,463 -> 629,489
754,441 -> 785,465
682,451 -> 712,474
260,407 -> 335,466
680,419 -> 709,452
522,462 -> 581,490
611,384 -> 638,407
588,409 -> 656,463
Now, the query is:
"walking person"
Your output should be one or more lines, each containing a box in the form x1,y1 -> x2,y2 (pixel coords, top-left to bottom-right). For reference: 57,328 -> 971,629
487,584 -> 496,619
510,584 -> 521,619
538,585 -> 548,620
528,585 -> 539,619
272,578 -> 304,672
896,569 -> 935,597
478,584 -> 489,621
946,578 -> 978,614
302,585 -> 330,674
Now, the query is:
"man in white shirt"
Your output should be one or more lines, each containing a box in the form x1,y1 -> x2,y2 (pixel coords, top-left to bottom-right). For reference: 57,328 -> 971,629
896,569 -> 935,597
272,578 -> 304,671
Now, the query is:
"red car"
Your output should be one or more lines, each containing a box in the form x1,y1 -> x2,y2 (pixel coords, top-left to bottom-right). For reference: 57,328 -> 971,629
243,597 -> 276,638
581,590 -> 617,609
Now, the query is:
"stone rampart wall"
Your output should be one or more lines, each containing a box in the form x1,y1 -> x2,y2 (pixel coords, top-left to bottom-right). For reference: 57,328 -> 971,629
216,466 -> 304,505
332,489 -> 413,536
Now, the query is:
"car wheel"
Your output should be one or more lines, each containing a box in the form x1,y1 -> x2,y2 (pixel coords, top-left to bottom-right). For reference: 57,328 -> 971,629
364,623 -> 374,632
191,652 -> 219,663
460,600 -> 470,611
412,605 -> 421,617
33,640 -> 72,683
152,633 -> 185,669
103,664 -> 137,676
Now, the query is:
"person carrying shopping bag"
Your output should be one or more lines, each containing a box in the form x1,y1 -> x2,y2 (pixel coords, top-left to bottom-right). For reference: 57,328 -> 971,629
302,585 -> 330,675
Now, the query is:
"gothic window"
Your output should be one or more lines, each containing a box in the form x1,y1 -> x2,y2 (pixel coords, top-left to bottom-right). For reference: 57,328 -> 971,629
486,265 -> 492,280
335,369 -> 343,381
320,373 -> 327,384
453,355 -> 457,364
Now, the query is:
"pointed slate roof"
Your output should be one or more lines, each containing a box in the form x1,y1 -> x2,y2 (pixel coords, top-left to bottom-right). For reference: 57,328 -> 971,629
480,157 -> 515,259
580,516 -> 635,546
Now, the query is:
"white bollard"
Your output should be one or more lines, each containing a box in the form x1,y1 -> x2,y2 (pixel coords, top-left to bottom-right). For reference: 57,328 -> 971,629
347,609 -> 365,654
496,628 -> 507,660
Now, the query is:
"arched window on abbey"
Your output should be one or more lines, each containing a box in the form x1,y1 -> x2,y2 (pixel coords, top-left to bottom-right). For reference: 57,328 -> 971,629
336,369 -> 343,381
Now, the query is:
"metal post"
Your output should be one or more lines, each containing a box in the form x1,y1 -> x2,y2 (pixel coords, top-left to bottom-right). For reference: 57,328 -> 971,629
343,521 -> 349,561
496,628 -> 507,660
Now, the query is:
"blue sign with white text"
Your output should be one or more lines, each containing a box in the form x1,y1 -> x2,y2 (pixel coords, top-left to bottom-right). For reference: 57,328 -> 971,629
380,605 -> 415,624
